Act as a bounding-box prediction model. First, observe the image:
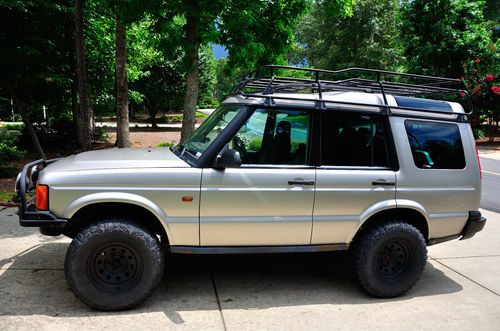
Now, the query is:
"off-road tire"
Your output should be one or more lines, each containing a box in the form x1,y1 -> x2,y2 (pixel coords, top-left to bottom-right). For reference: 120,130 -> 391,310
65,220 -> 164,310
353,221 -> 427,298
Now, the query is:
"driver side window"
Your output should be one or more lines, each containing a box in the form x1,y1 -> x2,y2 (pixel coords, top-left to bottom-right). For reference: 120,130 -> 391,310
230,108 -> 311,165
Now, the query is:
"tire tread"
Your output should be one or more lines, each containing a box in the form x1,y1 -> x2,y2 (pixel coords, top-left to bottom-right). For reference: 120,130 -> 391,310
353,221 -> 427,298
65,219 -> 164,311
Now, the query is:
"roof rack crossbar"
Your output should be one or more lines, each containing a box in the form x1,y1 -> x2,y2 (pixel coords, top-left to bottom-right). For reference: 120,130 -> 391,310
247,76 -> 461,95
250,65 -> 462,83
230,65 -> 473,120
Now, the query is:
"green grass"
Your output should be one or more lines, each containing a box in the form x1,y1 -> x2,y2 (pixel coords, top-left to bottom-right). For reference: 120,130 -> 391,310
0,189 -> 15,203
196,111 -> 209,118
156,112 -> 208,124
156,141 -> 176,147
157,115 -> 183,123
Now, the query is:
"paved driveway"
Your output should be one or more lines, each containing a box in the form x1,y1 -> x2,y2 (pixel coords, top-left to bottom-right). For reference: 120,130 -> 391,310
1,207 -> 499,331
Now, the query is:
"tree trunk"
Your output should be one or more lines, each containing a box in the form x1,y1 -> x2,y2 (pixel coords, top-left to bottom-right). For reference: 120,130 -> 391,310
75,0 -> 92,150
65,13 -> 80,145
11,95 -> 45,159
129,103 -> 135,120
180,14 -> 200,143
115,13 -> 130,148
71,76 -> 79,141
146,103 -> 158,128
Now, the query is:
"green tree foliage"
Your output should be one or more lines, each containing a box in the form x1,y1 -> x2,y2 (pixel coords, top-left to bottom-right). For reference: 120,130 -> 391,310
463,58 -> 500,136
198,44 -> 218,108
484,0 -> 500,41
0,129 -> 24,168
219,0 -> 311,72
292,0 -> 403,70
152,0 -> 342,142
401,0 -> 494,78
0,0 -> 73,157
215,57 -> 239,102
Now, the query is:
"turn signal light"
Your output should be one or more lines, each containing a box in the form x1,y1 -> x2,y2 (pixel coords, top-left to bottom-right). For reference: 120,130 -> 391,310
35,185 -> 49,211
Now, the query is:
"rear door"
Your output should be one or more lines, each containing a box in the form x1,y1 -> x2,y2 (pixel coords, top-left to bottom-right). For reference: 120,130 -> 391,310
312,111 -> 397,244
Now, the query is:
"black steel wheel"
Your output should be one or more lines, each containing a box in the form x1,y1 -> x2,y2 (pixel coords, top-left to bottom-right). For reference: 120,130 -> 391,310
65,220 -> 164,310
353,221 -> 427,298
375,239 -> 412,279
87,242 -> 143,293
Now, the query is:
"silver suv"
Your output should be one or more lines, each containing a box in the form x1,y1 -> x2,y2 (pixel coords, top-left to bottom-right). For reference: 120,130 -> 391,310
16,66 -> 486,310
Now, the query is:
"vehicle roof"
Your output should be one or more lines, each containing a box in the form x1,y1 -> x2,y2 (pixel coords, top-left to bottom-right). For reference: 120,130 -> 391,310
222,91 -> 465,119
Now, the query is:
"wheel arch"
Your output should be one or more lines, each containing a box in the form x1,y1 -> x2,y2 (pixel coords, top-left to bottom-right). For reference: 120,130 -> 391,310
62,193 -> 171,241
351,207 -> 430,246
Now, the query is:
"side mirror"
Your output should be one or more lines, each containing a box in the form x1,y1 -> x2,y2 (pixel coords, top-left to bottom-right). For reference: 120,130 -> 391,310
215,145 -> 241,168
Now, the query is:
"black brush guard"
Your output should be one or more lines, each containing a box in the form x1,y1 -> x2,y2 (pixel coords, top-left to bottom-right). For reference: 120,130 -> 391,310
17,159 -> 66,235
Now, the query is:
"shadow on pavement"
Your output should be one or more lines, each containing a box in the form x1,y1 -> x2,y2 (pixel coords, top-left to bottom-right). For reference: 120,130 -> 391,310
0,242 -> 463,323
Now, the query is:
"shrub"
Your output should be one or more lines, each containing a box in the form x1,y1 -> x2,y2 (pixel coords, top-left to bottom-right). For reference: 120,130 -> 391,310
248,139 -> 262,151
472,126 -> 487,139
5,123 -> 24,130
92,126 -> 109,143
156,141 -> 176,147
0,128 -> 24,178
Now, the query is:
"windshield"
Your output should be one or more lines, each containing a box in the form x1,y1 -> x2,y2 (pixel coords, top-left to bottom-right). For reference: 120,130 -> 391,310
181,105 -> 242,158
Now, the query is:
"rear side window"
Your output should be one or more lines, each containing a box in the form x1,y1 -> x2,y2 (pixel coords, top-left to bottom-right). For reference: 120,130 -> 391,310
405,120 -> 465,169
321,112 -> 390,167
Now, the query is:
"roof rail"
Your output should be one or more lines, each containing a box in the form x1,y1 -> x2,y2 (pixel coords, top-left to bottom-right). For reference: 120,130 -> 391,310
230,65 -> 473,121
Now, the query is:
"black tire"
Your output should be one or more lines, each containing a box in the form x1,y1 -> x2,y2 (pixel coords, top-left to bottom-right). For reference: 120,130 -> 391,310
352,221 -> 427,298
65,220 -> 164,310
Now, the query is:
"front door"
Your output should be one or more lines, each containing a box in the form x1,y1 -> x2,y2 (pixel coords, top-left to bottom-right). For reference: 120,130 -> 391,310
200,108 -> 315,246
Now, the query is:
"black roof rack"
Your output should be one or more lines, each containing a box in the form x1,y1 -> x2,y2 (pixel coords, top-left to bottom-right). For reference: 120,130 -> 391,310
229,65 -> 473,122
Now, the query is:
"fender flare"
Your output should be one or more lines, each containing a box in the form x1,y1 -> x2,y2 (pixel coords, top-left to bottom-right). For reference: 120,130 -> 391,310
63,192 -> 172,239
347,199 -> 430,242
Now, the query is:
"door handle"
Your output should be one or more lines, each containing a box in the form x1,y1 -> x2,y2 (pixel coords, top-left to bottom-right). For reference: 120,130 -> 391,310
288,180 -> 315,186
372,180 -> 396,186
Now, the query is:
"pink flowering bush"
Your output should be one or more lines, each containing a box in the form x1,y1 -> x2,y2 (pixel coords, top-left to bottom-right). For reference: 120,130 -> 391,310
463,58 -> 499,140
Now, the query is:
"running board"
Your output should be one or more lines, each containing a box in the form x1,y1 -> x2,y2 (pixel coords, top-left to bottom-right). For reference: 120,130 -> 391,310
170,244 -> 349,254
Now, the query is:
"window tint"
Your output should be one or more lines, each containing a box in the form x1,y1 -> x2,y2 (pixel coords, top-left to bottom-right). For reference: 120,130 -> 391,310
322,112 -> 389,167
230,108 -> 310,165
405,120 -> 465,169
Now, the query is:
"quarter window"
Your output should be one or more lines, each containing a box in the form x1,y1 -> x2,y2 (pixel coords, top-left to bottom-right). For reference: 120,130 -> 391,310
321,112 -> 389,167
405,120 -> 465,169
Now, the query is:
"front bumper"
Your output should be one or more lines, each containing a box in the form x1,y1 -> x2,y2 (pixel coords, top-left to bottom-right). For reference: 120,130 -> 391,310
19,203 -> 66,236
16,159 -> 66,236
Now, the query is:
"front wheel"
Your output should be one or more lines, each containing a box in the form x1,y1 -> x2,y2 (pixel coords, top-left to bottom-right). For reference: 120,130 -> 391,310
353,221 -> 427,297
65,220 -> 164,310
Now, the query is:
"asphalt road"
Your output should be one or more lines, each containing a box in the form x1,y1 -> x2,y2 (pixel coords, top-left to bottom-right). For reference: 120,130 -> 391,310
480,157 -> 500,213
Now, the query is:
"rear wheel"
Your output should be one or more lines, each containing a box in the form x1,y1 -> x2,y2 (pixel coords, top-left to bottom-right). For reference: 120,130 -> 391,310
65,220 -> 164,310
353,221 -> 427,297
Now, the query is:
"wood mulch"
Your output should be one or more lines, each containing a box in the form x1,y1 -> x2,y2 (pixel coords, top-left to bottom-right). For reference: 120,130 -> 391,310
107,130 -> 181,148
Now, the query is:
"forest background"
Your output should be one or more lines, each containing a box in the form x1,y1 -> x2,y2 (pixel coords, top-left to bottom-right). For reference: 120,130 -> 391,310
0,0 -> 498,173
